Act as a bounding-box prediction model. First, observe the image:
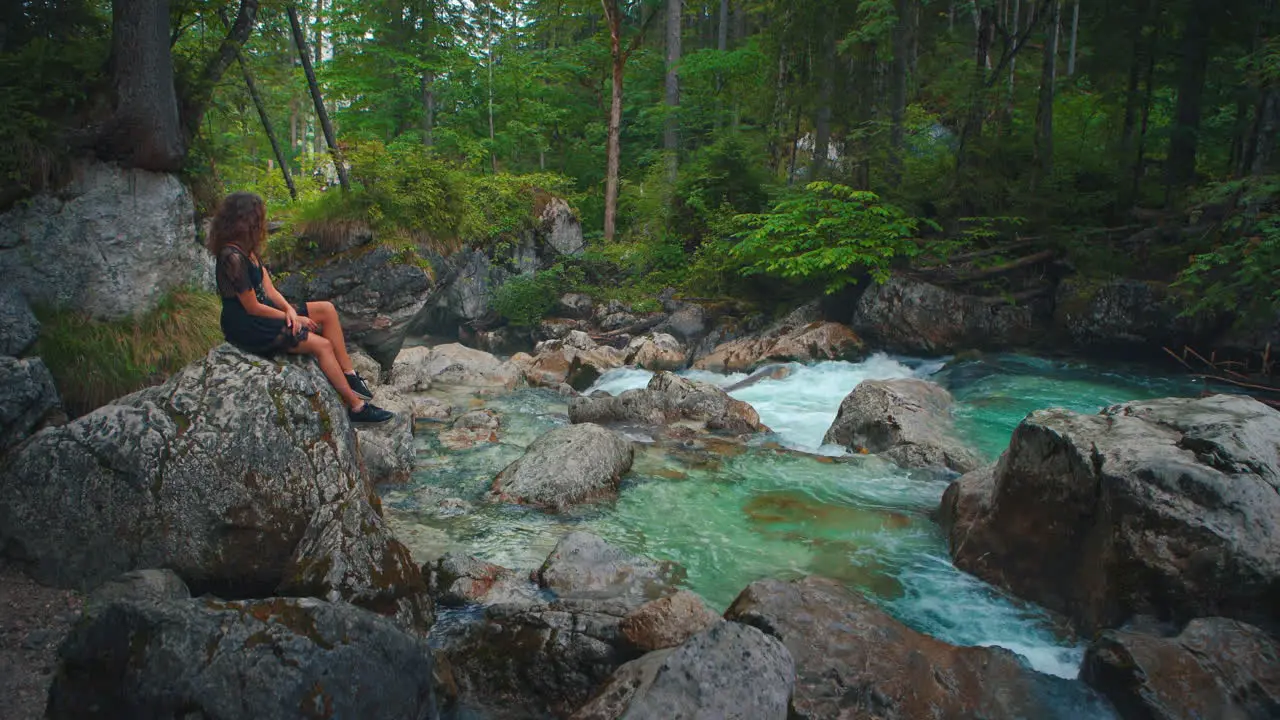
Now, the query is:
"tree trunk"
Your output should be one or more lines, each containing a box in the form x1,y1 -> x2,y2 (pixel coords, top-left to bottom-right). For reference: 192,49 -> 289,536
888,0 -> 910,186
288,4 -> 349,191
235,47 -> 296,199
603,0 -> 624,241
809,36 -> 835,180
1165,0 -> 1215,192
664,0 -> 682,182
718,0 -> 728,51
1248,87 -> 1280,175
1067,0 -> 1079,75
1033,0 -> 1059,188
312,0 -> 324,155
104,0 -> 185,172
422,72 -> 435,146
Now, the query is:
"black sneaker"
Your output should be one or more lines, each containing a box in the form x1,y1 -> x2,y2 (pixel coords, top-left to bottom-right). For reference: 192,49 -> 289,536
349,402 -> 394,424
345,372 -> 374,401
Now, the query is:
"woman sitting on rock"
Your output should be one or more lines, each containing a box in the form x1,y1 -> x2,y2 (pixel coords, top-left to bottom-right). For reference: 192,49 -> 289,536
208,192 -> 392,424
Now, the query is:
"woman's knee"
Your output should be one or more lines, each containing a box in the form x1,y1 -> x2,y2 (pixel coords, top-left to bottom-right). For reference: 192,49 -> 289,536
298,334 -> 332,354
310,300 -> 336,318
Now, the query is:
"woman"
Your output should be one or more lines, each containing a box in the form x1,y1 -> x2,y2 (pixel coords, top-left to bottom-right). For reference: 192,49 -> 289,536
207,192 -> 392,424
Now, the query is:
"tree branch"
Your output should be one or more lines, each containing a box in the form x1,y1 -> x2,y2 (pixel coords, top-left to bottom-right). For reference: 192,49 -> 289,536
178,0 -> 259,142
985,0 -> 1052,88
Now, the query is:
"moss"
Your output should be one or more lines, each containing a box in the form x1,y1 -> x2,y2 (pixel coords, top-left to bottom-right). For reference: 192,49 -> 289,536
269,387 -> 290,429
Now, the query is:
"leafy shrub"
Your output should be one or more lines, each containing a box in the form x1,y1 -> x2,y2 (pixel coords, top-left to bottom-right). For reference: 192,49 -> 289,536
733,182 -> 937,293
671,135 -> 772,250
35,289 -> 223,416
630,298 -> 662,314
493,271 -> 561,327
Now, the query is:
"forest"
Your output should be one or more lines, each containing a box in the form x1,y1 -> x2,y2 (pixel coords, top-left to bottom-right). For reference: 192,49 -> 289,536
3,0 -> 1279,335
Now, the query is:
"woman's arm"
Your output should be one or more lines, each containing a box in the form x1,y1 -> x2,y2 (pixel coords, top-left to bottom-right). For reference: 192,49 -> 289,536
236,288 -> 289,320
260,264 -> 291,310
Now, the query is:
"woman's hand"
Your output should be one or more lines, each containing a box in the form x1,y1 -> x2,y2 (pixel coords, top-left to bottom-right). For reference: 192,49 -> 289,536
299,316 -> 320,332
285,305 -> 300,335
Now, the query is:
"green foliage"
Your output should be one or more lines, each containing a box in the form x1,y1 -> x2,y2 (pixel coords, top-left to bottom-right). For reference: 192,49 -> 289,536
671,135 -> 773,249
733,183 -> 937,293
35,289 -> 223,417
493,265 -> 580,327
1174,175 -> 1280,323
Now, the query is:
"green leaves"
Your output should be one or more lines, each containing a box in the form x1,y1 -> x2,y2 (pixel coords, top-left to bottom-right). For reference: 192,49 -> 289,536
730,182 -> 935,293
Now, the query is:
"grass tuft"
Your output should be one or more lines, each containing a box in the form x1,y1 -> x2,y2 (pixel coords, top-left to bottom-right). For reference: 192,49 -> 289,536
35,289 -> 224,416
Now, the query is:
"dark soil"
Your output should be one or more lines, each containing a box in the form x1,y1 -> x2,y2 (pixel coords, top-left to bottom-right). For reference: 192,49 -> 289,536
0,560 -> 81,720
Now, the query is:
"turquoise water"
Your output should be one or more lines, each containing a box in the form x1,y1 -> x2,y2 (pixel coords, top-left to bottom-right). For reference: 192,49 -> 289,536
382,353 -> 1201,684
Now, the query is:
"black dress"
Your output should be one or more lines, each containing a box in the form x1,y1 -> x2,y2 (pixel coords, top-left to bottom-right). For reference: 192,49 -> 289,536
216,245 -> 310,355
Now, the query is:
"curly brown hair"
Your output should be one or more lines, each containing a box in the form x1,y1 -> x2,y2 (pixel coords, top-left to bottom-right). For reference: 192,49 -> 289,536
206,191 -> 267,257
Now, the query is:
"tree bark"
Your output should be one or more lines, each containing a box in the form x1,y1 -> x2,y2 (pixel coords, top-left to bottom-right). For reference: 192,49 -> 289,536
104,0 -> 185,172
1033,0 -> 1059,188
718,0 -> 728,51
288,4 -> 349,191
603,0 -> 624,240
1067,0 -> 1079,75
235,47 -> 296,199
664,0 -> 682,182
487,1 -> 497,173
809,35 -> 835,180
1165,0 -> 1215,192
888,0 -> 911,186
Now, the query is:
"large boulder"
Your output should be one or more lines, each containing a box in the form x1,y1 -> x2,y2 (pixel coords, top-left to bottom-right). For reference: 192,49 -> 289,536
694,304 -> 863,373
490,424 -> 634,512
48,596 -> 439,720
0,344 -> 430,627
851,276 -> 1037,354
0,356 -> 61,453
1054,278 -> 1224,356
275,244 -> 438,367
390,343 -> 523,393
0,162 -> 211,320
570,621 -> 794,720
540,195 -> 586,257
515,333 -> 626,391
940,394 -> 1280,635
617,590 -> 721,653
569,372 -> 768,435
535,532 -> 683,603
725,576 -> 1110,719
1082,617 -> 1280,720
822,378 -> 982,473
625,333 -> 688,371
0,287 -> 39,357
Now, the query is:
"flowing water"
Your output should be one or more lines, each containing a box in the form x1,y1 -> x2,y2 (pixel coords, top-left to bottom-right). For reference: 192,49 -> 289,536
382,352 -> 1199,702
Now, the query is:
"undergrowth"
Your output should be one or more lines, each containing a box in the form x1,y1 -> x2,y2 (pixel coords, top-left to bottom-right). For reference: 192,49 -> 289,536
35,289 -> 223,416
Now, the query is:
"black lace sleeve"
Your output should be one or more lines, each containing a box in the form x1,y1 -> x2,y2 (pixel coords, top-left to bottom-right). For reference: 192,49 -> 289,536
217,248 -> 252,298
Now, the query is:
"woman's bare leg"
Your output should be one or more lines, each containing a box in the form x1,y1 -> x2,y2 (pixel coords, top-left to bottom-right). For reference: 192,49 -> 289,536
306,301 -> 356,374
289,334 -> 363,410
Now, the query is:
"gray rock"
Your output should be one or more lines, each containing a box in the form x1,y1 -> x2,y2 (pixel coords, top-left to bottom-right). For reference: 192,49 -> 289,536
0,355 -> 60,453
536,532 -> 683,603
440,597 -> 634,717
725,576 -> 1111,720
490,424 -> 634,512
0,344 -> 430,628
540,196 -> 586,257
1082,617 -> 1280,720
0,162 -> 211,320
557,293 -> 596,320
693,317 -> 864,373
84,569 -> 191,619
941,394 -> 1280,635
424,553 -> 542,607
1054,278 -> 1224,355
822,378 -> 982,473
348,347 -> 384,384
390,343 -> 523,393
355,404 -> 415,485
47,596 -> 440,720
276,245 -> 437,368
568,372 -> 767,436
624,333 -> 687,371
851,276 -> 1036,354
571,621 -> 794,720
657,303 -> 708,343
0,287 -> 39,357
599,312 -> 638,332
618,590 -> 721,653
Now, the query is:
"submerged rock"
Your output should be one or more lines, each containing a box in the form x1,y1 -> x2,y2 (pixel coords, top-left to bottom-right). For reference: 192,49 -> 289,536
1081,617 -> 1280,720
0,355 -> 61,453
725,576 -> 1109,719
438,408 -> 501,450
0,287 -> 39,357
695,304 -> 863,373
0,161 -> 211,321
823,378 -> 981,473
571,621 -> 794,720
851,276 -> 1036,354
569,371 -> 767,435
48,596 -> 440,720
390,343 -> 523,393
536,531 -> 683,603
941,394 -> 1280,635
0,344 -> 430,627
490,424 -> 634,512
